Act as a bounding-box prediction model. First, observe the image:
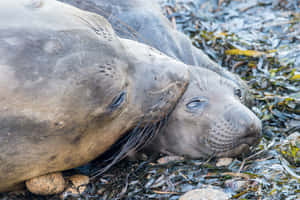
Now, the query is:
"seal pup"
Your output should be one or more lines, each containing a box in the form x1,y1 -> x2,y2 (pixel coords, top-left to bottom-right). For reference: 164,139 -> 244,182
115,39 -> 261,159
143,66 -> 262,158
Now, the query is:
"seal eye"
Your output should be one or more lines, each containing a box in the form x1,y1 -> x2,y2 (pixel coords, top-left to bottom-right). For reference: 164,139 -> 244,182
109,91 -> 126,110
186,97 -> 208,112
234,88 -> 242,99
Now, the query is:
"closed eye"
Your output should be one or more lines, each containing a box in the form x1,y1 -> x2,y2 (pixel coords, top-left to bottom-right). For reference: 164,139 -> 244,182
234,88 -> 242,99
109,91 -> 126,110
186,97 -> 208,113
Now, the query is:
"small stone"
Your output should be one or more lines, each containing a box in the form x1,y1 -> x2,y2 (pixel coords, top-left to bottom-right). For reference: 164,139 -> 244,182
68,174 -> 89,190
157,155 -> 184,164
179,186 -> 230,200
216,157 -> 233,167
60,174 -> 89,199
25,172 -> 65,195
225,179 -> 248,191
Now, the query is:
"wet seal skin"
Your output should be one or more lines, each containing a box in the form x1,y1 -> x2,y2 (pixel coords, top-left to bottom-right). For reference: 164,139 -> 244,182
0,0 -> 261,194
0,0 -> 188,192
60,0 -> 261,159
144,66 -> 261,158
58,0 -> 251,106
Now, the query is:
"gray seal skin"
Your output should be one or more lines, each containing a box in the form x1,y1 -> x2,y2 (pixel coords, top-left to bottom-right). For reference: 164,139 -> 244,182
59,0 -> 261,156
58,0 -> 261,156
121,39 -> 261,159
58,0 -> 250,105
144,66 -> 261,158
57,0 -> 222,67
0,0 -> 189,192
0,0 -> 261,194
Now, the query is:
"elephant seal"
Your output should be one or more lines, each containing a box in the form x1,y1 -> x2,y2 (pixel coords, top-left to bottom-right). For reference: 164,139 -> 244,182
0,0 -> 189,192
0,0 -> 261,194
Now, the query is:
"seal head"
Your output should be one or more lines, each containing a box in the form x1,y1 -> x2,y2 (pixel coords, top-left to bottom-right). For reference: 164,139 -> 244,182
146,67 -> 261,158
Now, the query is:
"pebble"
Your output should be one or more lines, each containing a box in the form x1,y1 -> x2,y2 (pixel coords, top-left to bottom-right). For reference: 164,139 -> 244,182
216,157 -> 233,167
25,172 -> 65,195
225,179 -> 248,191
179,186 -> 230,200
157,155 -> 184,164
60,174 -> 89,199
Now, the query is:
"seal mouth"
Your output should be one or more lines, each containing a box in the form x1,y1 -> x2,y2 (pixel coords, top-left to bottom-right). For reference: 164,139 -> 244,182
206,115 -> 262,158
213,135 -> 261,157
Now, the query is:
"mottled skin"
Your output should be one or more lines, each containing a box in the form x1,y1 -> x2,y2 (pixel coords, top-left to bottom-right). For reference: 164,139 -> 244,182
145,66 -> 261,158
0,0 -> 261,194
59,0 -> 261,157
0,0 -> 189,192
58,0 -> 250,104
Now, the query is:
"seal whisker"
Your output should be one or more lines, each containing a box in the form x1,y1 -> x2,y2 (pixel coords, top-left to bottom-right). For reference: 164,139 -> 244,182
137,115 -> 168,150
195,74 -> 205,92
91,114 -> 168,178
90,119 -> 145,177
204,71 -> 209,91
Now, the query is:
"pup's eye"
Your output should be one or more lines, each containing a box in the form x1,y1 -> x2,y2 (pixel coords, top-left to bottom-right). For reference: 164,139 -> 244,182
234,88 -> 242,99
186,97 -> 208,112
109,92 -> 126,110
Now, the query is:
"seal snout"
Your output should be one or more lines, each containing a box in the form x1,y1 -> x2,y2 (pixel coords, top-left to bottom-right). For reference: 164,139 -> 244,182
236,108 -> 262,145
207,105 -> 262,157
224,105 -> 261,138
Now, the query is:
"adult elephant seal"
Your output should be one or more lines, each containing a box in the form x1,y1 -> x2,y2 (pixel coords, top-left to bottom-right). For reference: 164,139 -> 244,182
0,0 -> 189,193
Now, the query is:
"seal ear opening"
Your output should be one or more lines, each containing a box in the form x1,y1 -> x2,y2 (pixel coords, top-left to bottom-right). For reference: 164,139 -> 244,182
89,115 -> 169,178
